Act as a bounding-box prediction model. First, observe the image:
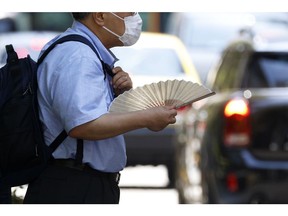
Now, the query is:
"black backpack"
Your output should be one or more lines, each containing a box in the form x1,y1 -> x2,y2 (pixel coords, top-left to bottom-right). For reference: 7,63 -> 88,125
0,34 -> 113,189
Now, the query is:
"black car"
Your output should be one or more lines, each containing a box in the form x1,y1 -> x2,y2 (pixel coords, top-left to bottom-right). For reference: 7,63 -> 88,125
175,37 -> 288,203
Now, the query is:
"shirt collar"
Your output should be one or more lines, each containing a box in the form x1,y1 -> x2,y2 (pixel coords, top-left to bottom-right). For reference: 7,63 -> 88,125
70,21 -> 118,67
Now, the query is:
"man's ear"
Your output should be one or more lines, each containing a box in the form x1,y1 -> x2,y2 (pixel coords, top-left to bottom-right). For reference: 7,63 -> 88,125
92,12 -> 105,26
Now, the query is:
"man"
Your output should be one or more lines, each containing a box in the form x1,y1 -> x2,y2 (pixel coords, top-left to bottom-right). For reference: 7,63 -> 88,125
23,12 -> 177,204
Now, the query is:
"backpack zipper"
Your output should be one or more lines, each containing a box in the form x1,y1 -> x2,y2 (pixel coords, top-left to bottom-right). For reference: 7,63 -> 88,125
23,83 -> 32,95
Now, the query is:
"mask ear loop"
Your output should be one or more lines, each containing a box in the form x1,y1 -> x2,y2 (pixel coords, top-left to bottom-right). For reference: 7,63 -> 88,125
102,12 -> 125,38
110,12 -> 124,21
102,26 -> 121,38
94,12 -> 122,39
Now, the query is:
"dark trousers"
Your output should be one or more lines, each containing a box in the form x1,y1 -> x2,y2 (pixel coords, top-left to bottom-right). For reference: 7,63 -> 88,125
23,162 -> 120,204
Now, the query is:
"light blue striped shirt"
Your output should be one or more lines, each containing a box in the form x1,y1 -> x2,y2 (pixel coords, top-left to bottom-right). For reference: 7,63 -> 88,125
37,21 -> 126,172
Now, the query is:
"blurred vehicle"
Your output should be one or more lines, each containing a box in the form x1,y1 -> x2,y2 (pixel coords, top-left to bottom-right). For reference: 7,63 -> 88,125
0,31 -> 60,67
175,33 -> 288,203
0,13 -> 17,33
166,12 -> 288,84
111,32 -> 201,187
0,12 -> 73,33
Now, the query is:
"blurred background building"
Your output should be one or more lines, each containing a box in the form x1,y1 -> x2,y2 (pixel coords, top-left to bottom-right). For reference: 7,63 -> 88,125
0,12 -> 170,33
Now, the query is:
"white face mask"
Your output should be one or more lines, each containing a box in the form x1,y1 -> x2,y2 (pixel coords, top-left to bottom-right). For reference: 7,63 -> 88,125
103,12 -> 143,46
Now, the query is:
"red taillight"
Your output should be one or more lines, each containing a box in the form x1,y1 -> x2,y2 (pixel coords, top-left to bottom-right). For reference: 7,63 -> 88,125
224,99 -> 249,117
224,99 -> 251,147
226,172 -> 239,192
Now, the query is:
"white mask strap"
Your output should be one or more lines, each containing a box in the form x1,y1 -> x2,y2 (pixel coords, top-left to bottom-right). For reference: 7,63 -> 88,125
102,26 -> 121,38
102,13 -> 124,38
110,12 -> 124,21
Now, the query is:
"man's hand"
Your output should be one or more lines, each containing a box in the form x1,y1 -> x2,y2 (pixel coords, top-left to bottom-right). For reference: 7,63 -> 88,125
112,66 -> 133,96
144,106 -> 178,132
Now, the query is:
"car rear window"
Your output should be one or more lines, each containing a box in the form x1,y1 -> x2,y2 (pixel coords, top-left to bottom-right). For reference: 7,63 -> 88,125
243,52 -> 288,88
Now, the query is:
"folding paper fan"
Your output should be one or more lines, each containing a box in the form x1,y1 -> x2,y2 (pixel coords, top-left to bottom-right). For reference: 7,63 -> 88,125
109,79 -> 215,113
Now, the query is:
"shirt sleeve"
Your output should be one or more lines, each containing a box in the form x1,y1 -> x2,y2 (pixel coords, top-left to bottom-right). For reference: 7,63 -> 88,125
48,46 -> 110,132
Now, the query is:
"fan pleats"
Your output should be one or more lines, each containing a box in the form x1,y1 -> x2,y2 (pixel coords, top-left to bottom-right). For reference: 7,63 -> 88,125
109,79 -> 215,113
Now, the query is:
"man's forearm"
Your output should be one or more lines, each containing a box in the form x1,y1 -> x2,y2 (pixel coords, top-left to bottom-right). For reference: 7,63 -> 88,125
68,111 -> 147,140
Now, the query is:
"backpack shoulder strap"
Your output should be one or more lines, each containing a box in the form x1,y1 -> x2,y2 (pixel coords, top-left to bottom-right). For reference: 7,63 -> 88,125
38,34 -> 108,162
49,130 -> 67,153
37,34 -> 100,65
37,34 -> 114,78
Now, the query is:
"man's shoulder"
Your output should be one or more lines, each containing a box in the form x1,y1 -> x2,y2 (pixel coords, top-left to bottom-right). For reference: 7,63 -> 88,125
43,35 -> 98,61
